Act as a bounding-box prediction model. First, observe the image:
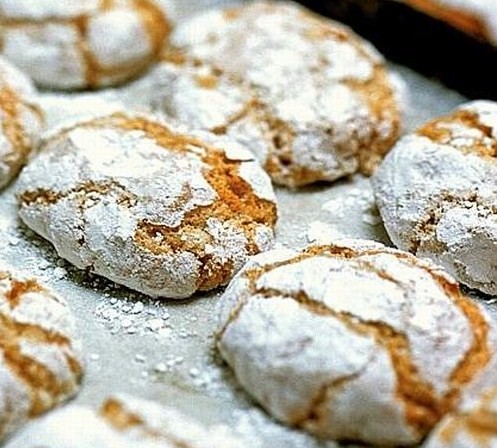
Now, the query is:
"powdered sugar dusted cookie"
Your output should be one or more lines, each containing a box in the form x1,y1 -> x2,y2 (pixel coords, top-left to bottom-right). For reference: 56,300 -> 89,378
0,57 -> 44,190
217,239 -> 493,446
0,0 -> 171,90
373,100 -> 497,295
0,270 -> 83,440
424,356 -> 497,448
17,113 -> 277,299
5,394 -> 245,448
172,1 -> 402,187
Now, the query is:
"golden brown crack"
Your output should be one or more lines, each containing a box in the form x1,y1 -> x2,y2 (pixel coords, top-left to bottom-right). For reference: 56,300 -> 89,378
438,388 -> 497,445
20,179 -> 137,208
218,244 -> 491,439
2,279 -> 42,309
0,83 -> 32,185
101,399 -> 190,448
418,109 -> 497,159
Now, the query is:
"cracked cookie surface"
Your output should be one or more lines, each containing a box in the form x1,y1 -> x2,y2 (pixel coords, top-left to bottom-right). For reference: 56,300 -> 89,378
16,112 -> 277,299
0,270 -> 83,441
5,393 -> 245,448
373,100 -> 497,295
0,0 -> 171,90
217,239 -> 493,446
171,1 -> 402,187
0,57 -> 44,191
424,355 -> 497,447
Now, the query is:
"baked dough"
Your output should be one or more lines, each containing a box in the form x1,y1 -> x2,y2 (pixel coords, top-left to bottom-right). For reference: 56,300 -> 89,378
5,394 -> 244,448
17,113 -> 277,299
217,239 -> 493,445
0,57 -> 44,190
0,270 -> 83,440
172,1 -> 402,187
0,0 -> 171,90
373,100 -> 497,295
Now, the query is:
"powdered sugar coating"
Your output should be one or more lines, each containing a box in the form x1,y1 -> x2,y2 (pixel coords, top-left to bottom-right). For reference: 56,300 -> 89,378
373,100 -> 497,295
17,113 -> 277,299
172,1 -> 402,187
5,394 -> 245,448
424,354 -> 497,447
217,239 -> 492,445
123,53 -> 273,166
0,270 -> 83,441
0,57 -> 44,191
0,0 -> 171,90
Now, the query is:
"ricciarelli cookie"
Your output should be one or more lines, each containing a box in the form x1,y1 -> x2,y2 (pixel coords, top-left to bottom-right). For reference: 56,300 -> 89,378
172,1 -> 402,187
0,57 -> 44,190
0,270 -> 83,441
17,113 -> 278,299
217,239 -> 492,446
0,0 -> 171,90
5,394 -> 245,448
373,100 -> 497,295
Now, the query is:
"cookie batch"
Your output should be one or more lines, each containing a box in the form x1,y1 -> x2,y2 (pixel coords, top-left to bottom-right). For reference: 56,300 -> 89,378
1,0 -> 497,447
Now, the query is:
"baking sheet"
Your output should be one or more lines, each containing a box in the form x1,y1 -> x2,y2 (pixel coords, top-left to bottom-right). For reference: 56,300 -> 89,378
1,1 -> 494,446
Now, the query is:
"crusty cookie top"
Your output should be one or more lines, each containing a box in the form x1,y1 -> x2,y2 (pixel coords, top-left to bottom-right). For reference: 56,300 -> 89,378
17,113 -> 277,299
172,1 -> 402,187
0,0 -> 171,89
124,51 -> 275,172
217,239 -> 492,445
0,270 -> 83,440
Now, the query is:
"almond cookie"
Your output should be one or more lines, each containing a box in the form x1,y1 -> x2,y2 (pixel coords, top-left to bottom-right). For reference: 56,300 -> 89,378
5,394 -> 244,448
17,113 -> 278,299
424,356 -> 497,448
0,270 -> 83,441
217,239 -> 493,446
0,0 -> 171,90
373,100 -> 497,295
0,57 -> 44,190
172,1 -> 402,187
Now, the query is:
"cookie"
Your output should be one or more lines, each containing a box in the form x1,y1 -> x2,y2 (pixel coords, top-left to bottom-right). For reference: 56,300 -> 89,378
217,239 -> 492,446
0,0 -> 171,90
5,394 -> 244,448
17,113 -> 278,299
373,100 -> 497,295
172,1 -> 402,188
0,57 -> 44,190
423,353 -> 497,448
0,270 -> 83,440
